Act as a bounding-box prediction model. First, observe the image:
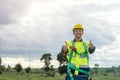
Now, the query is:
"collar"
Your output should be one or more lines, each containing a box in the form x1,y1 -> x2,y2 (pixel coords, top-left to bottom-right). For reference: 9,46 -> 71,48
73,38 -> 83,42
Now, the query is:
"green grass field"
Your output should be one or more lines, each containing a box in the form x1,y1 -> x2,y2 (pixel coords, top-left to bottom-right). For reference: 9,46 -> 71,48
0,72 -> 120,80
0,72 -> 64,80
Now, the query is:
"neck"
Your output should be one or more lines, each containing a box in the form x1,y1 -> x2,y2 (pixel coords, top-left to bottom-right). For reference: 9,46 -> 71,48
75,38 -> 82,41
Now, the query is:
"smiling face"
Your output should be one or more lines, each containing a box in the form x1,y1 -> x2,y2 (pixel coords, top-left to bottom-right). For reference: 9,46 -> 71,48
73,29 -> 83,39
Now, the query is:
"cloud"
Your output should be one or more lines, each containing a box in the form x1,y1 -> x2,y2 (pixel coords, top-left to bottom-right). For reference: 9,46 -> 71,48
0,0 -> 120,67
90,36 -> 120,67
2,57 -> 30,68
1,57 -> 59,68
0,0 -> 32,25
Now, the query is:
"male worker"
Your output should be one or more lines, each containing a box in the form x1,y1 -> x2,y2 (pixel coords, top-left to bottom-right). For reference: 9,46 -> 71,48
63,23 -> 95,80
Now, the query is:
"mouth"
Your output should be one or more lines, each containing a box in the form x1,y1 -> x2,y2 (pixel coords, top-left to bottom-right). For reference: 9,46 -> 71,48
76,34 -> 81,36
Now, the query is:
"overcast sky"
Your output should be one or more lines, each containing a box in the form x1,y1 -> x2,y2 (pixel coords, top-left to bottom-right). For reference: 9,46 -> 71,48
0,0 -> 120,68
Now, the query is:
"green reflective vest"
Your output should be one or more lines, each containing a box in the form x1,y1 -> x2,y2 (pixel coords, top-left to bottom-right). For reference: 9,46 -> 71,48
66,40 -> 90,75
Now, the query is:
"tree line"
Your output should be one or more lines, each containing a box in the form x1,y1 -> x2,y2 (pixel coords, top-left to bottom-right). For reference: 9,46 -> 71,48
0,51 -> 120,77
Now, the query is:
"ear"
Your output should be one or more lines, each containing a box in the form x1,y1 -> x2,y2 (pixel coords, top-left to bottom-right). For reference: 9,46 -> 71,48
73,31 -> 75,35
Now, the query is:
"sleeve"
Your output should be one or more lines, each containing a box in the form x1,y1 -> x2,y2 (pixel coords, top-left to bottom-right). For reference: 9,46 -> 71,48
89,47 -> 96,54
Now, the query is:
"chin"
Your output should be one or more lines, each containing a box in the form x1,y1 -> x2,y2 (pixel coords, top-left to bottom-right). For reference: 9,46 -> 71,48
76,37 -> 81,39
76,36 -> 81,38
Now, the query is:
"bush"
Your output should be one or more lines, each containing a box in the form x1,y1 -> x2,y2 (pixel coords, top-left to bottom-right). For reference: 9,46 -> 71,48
46,70 -> 55,77
31,68 -> 43,74
25,67 -> 31,73
15,63 -> 22,73
58,65 -> 67,75
0,70 -> 2,74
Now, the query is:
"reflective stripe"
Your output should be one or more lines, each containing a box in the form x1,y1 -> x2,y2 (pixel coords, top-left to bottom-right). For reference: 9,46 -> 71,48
68,64 -> 89,75
70,63 -> 76,67
79,65 -> 89,68
70,63 -> 89,68
67,53 -> 87,58
80,54 -> 87,58
74,74 -> 88,77
67,54 -> 88,59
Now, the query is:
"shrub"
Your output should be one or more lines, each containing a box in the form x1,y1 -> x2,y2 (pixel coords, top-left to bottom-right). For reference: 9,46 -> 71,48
0,70 -> 2,74
25,67 -> 31,73
15,63 -> 22,73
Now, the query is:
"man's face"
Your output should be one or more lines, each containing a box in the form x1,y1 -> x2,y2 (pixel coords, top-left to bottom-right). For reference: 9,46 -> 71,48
73,29 -> 83,39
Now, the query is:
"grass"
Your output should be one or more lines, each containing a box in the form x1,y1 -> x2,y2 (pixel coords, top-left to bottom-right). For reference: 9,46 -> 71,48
0,72 -> 66,80
0,72 -> 120,80
93,74 -> 120,80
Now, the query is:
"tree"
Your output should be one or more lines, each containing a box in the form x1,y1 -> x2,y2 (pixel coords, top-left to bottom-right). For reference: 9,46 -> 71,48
46,65 -> 55,77
118,65 -> 120,72
40,53 -> 52,73
58,65 -> 67,75
8,65 -> 11,69
0,57 -> 2,74
111,66 -> 117,76
94,63 -> 99,74
1,65 -> 6,71
25,67 -> 31,73
0,57 -> 1,66
57,51 -> 67,67
15,63 -> 22,73
57,47 -> 67,75
6,65 -> 11,72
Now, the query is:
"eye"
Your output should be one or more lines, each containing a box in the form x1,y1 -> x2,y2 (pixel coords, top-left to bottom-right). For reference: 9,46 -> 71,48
76,29 -> 82,33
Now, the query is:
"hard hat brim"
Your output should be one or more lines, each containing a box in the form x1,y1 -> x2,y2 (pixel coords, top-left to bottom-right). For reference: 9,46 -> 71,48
73,28 -> 84,32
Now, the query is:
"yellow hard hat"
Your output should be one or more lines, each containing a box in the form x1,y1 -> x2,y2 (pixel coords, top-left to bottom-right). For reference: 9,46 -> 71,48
72,23 -> 84,32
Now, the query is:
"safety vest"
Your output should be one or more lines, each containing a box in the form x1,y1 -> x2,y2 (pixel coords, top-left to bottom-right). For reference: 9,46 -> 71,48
66,40 -> 90,76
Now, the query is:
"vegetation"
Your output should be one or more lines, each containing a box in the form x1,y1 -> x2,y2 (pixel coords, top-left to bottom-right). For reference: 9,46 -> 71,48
57,48 -> 67,75
40,53 -> 55,77
0,53 -> 120,80
25,67 -> 31,73
40,53 -> 52,72
93,63 -> 99,75
15,63 -> 22,73
0,68 -> 120,80
0,57 -> 1,66
0,57 -> 2,74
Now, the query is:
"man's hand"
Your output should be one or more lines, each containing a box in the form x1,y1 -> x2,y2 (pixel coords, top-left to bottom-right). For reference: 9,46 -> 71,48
89,40 -> 95,50
62,42 -> 68,53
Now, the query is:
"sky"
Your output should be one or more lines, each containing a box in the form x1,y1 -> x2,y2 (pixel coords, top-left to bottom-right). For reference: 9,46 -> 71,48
0,0 -> 120,68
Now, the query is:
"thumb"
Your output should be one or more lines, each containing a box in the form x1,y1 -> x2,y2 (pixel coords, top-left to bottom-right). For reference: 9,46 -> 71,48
90,40 -> 92,43
64,41 -> 68,46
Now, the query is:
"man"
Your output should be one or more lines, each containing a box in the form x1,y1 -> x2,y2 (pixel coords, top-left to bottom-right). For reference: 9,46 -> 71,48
63,23 -> 95,80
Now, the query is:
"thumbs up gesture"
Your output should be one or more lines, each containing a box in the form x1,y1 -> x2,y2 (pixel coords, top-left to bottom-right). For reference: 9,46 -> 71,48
62,41 -> 68,53
89,40 -> 95,50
